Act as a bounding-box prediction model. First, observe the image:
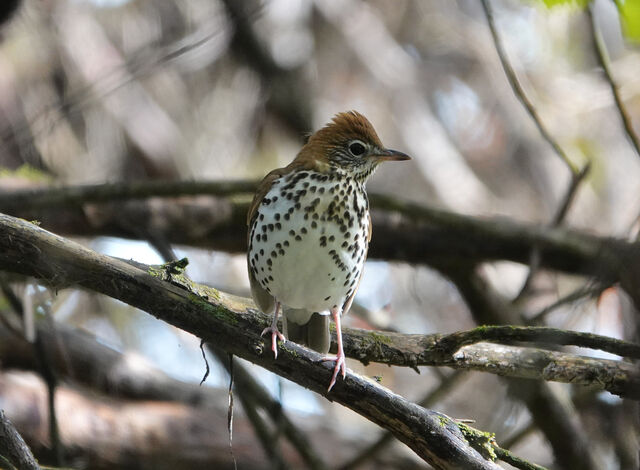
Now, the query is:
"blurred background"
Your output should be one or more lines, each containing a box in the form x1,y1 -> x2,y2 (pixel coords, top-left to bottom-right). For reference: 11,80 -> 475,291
0,0 -> 639,468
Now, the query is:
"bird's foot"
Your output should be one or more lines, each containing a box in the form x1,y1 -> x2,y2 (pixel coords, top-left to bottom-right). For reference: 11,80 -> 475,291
261,326 -> 285,359
320,351 -> 346,392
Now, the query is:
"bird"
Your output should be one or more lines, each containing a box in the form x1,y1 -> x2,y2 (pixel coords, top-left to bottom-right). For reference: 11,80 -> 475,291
247,111 -> 410,391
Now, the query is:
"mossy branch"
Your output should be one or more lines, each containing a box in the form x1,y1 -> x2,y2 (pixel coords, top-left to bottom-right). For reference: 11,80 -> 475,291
0,212 -> 503,470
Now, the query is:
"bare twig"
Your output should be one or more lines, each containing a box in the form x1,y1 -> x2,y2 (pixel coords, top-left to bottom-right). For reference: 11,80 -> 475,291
481,0 -> 579,175
513,162 -> 591,301
0,279 -> 64,465
528,282 -> 607,324
588,5 -> 640,159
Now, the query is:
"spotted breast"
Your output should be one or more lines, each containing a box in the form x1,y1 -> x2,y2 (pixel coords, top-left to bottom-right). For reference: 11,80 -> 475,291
248,169 -> 369,316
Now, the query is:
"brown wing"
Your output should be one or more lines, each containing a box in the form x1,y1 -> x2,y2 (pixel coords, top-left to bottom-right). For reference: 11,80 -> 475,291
246,159 -> 319,313
247,168 -> 287,227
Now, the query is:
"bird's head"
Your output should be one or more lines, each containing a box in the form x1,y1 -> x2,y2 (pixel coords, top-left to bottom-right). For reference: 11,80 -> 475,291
298,111 -> 410,181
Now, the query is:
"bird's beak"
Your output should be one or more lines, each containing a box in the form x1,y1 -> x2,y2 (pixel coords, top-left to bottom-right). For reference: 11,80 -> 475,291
372,148 -> 411,162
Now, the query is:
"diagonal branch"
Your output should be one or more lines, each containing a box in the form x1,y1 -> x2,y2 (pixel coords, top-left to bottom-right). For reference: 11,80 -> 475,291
0,213 -> 501,470
588,5 -> 640,160
480,0 -> 579,175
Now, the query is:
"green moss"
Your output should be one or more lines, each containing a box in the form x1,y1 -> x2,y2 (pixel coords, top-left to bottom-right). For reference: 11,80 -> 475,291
457,422 -> 497,461
147,266 -> 163,278
0,164 -> 52,182
279,343 -> 299,358
187,293 -> 238,325
368,331 -> 392,345
438,416 -> 451,427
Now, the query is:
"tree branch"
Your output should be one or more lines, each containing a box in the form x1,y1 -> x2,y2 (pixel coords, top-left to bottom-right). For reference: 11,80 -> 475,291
2,179 -> 640,309
0,410 -> 40,470
0,213 -> 501,469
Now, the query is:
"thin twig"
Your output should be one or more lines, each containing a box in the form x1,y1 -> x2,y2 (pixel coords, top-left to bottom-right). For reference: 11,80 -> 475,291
481,0 -> 579,175
212,347 -> 328,470
528,282 -> 608,324
513,162 -> 591,301
588,4 -> 640,159
0,279 -> 64,465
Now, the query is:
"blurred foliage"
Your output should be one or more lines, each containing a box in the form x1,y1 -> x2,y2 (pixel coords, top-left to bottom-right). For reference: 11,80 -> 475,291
532,0 -> 640,43
616,0 -> 640,42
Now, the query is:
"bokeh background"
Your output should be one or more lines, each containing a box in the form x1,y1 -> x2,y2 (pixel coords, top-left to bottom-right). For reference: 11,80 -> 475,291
0,0 -> 639,468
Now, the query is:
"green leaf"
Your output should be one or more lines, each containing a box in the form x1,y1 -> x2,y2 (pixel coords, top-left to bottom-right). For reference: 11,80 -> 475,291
538,0 -> 589,7
616,0 -> 640,43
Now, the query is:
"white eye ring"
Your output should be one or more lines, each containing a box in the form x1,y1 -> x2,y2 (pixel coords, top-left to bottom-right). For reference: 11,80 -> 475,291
348,140 -> 367,157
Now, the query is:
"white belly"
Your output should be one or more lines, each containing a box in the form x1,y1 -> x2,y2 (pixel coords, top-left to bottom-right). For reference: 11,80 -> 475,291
248,171 -> 369,313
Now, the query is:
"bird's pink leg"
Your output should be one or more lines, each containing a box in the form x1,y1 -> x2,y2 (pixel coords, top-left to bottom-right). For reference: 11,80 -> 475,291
322,307 -> 346,392
261,300 -> 285,359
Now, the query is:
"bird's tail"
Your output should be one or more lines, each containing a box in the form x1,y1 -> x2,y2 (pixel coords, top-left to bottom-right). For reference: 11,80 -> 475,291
283,308 -> 330,354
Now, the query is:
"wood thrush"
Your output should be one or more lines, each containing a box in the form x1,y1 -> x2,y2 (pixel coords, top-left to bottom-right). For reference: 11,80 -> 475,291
247,111 -> 410,391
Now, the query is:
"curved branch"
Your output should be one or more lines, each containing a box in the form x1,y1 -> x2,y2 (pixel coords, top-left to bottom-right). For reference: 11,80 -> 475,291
0,213 -> 500,469
341,327 -> 640,399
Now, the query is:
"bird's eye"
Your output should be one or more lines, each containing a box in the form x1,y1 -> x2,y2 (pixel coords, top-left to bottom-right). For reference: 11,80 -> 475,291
348,141 -> 366,157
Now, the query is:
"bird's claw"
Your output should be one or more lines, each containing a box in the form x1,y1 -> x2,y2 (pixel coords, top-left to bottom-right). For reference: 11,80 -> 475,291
261,327 -> 285,359
321,352 -> 346,392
